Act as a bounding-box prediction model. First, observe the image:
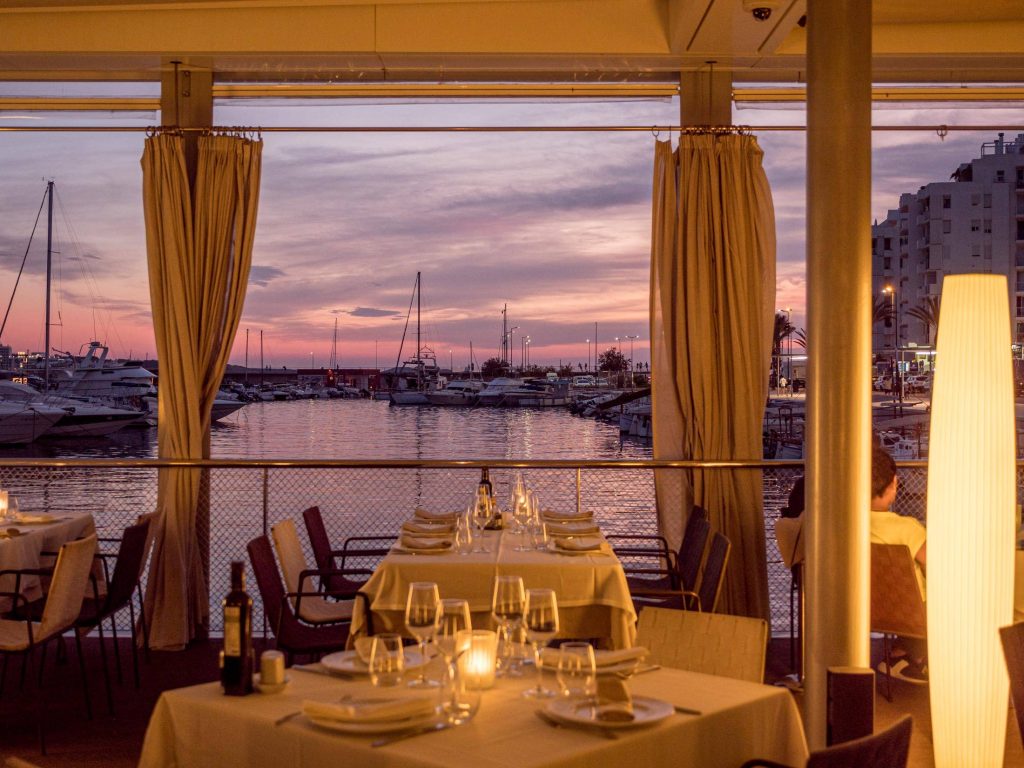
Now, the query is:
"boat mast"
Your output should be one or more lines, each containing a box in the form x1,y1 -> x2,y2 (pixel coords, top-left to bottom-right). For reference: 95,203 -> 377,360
415,271 -> 422,389
44,180 -> 53,389
245,328 -> 249,386
260,330 -> 264,387
329,317 -> 339,369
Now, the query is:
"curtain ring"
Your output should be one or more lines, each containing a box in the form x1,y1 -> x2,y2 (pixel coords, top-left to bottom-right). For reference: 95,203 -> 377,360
652,126 -> 660,139
936,125 -> 948,142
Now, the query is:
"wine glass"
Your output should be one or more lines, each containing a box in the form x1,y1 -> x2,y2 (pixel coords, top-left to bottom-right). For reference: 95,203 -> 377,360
472,494 -> 491,553
522,588 -> 559,698
556,641 -> 597,702
455,512 -> 474,555
368,633 -> 405,688
405,582 -> 441,688
491,575 -> 525,677
436,598 -> 472,663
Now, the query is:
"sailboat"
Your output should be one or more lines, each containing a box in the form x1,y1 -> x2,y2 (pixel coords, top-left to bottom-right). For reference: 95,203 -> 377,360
387,272 -> 444,405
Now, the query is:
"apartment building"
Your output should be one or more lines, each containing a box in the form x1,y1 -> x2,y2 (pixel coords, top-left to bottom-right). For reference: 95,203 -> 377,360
872,132 -> 1024,356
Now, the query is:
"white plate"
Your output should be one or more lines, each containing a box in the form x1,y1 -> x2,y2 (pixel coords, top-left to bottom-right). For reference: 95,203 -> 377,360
255,673 -> 290,694
320,648 -> 431,676
545,539 -> 608,556
544,696 -> 674,730
540,658 -> 643,676
306,711 -> 438,735
391,545 -> 453,555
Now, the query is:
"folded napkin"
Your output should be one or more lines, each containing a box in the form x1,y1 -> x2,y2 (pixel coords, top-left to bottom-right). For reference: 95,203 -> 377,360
541,509 -> 594,522
400,534 -> 452,551
546,520 -> 601,536
401,520 -> 454,536
554,536 -> 604,552
302,696 -> 436,724
539,646 -> 648,669
414,508 -> 459,522
593,678 -> 634,723
14,513 -> 54,524
353,636 -> 375,664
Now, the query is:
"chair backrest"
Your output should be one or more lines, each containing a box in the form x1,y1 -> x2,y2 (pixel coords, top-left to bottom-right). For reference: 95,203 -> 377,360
636,606 -> 767,683
104,518 -> 153,611
677,515 -> 711,592
697,531 -> 730,613
135,511 -> 160,580
775,515 -> 804,570
270,518 -> 308,593
1000,623 -> 1024,747
247,534 -> 292,638
302,506 -> 332,573
806,714 -> 912,768
39,534 -> 97,640
870,544 -> 926,639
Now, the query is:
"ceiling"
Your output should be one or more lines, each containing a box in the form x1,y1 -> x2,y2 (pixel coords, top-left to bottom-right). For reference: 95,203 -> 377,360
1,0 -> 1023,85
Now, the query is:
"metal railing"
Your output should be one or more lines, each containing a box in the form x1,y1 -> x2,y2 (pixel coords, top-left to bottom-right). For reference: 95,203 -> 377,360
0,457 -> 949,637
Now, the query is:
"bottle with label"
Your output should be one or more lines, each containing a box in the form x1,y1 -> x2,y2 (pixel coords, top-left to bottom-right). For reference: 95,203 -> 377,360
480,468 -> 503,530
222,560 -> 254,696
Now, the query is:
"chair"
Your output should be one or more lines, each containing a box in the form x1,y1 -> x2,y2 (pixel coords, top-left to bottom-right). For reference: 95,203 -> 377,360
609,505 -> 709,579
635,605 -> 767,683
739,714 -> 912,768
246,534 -> 353,663
628,530 -> 730,612
270,518 -> 372,625
870,543 -> 926,702
1000,622 -> 1024,747
302,506 -> 382,594
619,509 -> 711,608
0,534 -> 98,753
775,514 -> 804,673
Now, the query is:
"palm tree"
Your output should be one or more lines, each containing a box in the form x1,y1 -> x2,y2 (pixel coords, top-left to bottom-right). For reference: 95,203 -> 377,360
907,296 -> 941,347
791,328 -> 807,350
872,296 -> 894,326
773,311 -> 795,381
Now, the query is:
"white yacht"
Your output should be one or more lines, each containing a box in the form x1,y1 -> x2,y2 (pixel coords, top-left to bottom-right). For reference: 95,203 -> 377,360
44,341 -> 155,402
0,380 -> 143,438
0,400 -> 65,444
426,379 -> 484,406
475,377 -> 525,406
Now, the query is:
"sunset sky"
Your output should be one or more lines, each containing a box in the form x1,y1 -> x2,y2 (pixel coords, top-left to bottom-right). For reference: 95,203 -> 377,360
1,93 -> 1021,370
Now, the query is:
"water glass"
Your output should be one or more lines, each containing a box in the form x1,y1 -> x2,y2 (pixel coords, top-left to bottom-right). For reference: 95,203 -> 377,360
369,633 -> 405,687
436,598 -> 472,662
556,642 -> 597,701
471,499 -> 491,553
440,653 -> 482,725
455,513 -> 474,555
530,520 -> 549,551
405,582 -> 441,688
522,588 -> 559,699
491,575 -> 525,677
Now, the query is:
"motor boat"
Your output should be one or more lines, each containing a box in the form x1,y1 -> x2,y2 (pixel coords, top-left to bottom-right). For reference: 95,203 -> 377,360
426,379 -> 484,406
0,380 -> 144,438
44,341 -> 155,402
0,400 -> 65,444
476,377 -> 525,406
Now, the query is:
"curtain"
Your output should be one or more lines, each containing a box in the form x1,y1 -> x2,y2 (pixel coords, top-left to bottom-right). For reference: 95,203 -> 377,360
650,134 -> 775,619
141,132 -> 262,649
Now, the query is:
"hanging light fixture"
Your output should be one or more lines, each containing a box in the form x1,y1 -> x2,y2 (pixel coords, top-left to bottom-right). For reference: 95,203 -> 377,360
927,274 -> 1015,766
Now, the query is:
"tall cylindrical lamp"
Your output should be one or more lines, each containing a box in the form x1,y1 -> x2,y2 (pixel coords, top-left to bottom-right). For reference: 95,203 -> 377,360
927,274 -> 1015,767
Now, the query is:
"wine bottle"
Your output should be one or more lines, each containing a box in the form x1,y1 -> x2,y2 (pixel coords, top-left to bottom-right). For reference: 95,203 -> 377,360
222,560 -> 254,696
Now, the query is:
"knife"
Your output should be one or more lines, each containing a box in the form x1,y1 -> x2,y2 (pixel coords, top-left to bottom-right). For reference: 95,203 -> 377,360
371,721 -> 451,746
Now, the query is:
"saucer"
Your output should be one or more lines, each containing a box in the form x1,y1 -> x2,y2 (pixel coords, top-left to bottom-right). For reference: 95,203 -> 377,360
255,673 -> 290,694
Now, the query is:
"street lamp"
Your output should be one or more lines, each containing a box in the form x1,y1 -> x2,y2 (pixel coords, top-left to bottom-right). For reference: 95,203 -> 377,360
585,338 -> 591,371
525,336 -> 531,369
309,352 -> 314,369
882,285 -> 902,414
624,335 -> 639,388
449,348 -> 453,374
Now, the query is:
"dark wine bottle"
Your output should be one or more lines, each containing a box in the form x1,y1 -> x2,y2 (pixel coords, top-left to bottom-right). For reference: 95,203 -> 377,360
222,560 -> 254,696
481,467 -> 503,530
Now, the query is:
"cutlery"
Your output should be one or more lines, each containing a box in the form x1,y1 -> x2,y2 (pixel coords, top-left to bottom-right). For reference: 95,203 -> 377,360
534,710 -> 619,740
672,704 -> 702,716
616,663 -> 661,679
371,721 -> 451,746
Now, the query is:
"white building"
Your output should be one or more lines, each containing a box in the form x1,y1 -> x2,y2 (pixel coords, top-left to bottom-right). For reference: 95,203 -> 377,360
873,132 -> 1024,354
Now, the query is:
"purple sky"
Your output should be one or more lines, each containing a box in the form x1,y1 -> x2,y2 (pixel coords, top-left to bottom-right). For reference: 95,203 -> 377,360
1,96 -> 1021,369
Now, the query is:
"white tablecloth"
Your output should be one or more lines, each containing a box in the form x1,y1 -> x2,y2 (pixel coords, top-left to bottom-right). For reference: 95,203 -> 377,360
138,664 -> 808,768
0,513 -> 96,612
351,530 -> 637,649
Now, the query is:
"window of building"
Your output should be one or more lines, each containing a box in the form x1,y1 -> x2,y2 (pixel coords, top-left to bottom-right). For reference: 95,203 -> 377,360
943,220 -> 952,234
943,194 -> 951,209
985,243 -> 993,259
883,257 -> 891,270
928,272 -> 938,284
884,237 -> 891,250
971,219 -> 981,232
971,193 -> 981,206
984,193 -> 992,208
997,170 -> 1006,182
984,219 -> 992,233
973,245 -> 982,258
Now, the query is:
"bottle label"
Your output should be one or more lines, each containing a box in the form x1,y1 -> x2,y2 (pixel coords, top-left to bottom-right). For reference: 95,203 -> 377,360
224,606 -> 241,656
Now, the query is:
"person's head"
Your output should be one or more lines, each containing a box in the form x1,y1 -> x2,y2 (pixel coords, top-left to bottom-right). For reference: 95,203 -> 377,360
871,443 -> 898,509
781,476 -> 804,518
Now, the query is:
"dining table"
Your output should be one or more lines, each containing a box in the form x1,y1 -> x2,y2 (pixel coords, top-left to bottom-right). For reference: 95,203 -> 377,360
0,511 -> 97,612
138,659 -> 809,768
349,528 -> 638,649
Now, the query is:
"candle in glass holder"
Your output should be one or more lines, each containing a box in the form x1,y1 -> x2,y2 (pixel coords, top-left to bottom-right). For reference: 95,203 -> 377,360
457,629 -> 498,689
0,491 -> 8,521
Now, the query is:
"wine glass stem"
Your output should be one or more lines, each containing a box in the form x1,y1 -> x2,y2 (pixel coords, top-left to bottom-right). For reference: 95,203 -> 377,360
532,642 -> 543,693
419,638 -> 429,683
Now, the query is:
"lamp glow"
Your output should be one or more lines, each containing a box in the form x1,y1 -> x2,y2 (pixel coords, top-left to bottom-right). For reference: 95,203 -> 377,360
927,275 -> 1015,767
457,629 -> 498,689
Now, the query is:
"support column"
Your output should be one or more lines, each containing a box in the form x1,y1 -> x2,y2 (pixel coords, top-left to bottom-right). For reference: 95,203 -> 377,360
805,0 -> 873,748
679,65 -> 732,125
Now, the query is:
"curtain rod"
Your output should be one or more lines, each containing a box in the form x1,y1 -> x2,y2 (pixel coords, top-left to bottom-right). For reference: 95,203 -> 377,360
2,124 -> 1024,134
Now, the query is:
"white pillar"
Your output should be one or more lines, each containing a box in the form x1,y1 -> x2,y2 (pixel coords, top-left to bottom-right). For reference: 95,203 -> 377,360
805,0 -> 873,748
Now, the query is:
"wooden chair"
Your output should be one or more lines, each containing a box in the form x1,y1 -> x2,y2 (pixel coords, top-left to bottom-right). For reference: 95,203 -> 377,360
636,605 -> 767,683
0,534 -> 98,753
740,715 -> 912,768
246,535 -> 353,664
270,518 -> 373,626
870,543 -> 927,701
1000,622 -> 1024,747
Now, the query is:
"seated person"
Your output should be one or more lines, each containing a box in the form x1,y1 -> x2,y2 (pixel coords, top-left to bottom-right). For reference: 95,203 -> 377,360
870,444 -> 928,684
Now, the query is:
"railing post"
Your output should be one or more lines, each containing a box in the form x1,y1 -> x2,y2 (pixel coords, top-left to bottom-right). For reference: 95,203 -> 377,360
576,467 -> 582,515
261,467 -> 270,536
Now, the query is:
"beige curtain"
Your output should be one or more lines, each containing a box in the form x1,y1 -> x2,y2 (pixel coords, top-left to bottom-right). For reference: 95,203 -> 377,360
650,134 -> 775,619
141,132 -> 262,649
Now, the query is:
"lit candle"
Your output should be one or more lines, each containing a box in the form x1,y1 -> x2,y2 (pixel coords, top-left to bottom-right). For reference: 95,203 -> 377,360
0,491 -> 8,521
457,630 -> 497,690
